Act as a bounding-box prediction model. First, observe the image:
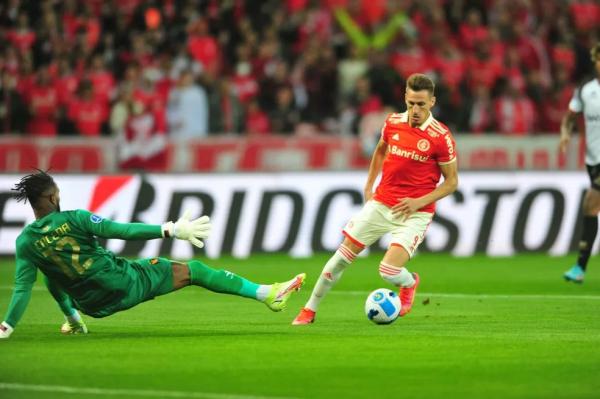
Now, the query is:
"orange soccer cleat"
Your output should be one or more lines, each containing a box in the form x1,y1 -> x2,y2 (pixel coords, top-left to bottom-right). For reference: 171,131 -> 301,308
292,308 -> 316,325
399,272 -> 420,317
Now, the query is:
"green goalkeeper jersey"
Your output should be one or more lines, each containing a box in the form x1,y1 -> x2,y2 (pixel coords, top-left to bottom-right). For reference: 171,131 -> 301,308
4,210 -> 163,327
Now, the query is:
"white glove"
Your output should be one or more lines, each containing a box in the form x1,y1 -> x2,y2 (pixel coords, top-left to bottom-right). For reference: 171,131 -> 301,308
161,210 -> 212,248
0,321 -> 14,339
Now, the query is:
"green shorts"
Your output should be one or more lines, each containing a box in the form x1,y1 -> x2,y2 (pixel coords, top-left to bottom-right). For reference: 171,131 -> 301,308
81,257 -> 175,318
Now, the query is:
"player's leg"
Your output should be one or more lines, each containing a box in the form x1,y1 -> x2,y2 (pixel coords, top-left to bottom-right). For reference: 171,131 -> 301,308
381,212 -> 432,316
293,201 -> 388,325
566,169 -> 600,283
43,275 -> 88,334
173,260 -> 305,312
380,245 -> 418,317
292,237 -> 364,325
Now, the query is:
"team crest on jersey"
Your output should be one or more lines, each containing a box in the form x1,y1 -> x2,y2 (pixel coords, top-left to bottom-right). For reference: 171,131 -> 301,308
42,225 -> 51,233
150,258 -> 159,265
417,139 -> 431,152
90,214 -> 103,223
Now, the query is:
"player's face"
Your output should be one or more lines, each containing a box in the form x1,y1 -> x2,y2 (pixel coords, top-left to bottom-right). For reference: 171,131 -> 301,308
405,88 -> 435,127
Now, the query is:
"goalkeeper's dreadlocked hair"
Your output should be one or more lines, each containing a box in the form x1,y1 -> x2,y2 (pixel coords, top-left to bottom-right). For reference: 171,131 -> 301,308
12,170 -> 56,205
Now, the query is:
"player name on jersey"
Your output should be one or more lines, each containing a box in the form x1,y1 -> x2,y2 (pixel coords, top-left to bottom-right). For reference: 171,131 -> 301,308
34,223 -> 71,250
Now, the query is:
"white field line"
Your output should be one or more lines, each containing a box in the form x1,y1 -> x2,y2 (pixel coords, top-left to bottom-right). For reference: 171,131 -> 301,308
1,285 -> 599,301
0,382 -> 299,399
331,291 -> 600,301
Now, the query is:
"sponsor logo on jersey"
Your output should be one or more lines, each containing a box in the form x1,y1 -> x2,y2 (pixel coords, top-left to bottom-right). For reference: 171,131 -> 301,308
392,133 -> 400,141
388,145 -> 429,162
90,214 -> 103,223
150,258 -> 159,265
417,139 -> 431,152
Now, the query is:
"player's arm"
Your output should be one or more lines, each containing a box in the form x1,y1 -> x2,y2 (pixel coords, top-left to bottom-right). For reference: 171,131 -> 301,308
559,109 -> 579,153
364,138 -> 388,201
76,209 -> 211,248
392,161 -> 458,217
0,248 -> 37,339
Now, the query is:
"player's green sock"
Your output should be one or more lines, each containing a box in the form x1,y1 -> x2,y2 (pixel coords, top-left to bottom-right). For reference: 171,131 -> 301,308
188,260 -> 269,300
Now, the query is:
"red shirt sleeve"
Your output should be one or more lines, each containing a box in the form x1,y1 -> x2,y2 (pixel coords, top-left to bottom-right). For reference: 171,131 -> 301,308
380,114 -> 393,144
436,130 -> 457,165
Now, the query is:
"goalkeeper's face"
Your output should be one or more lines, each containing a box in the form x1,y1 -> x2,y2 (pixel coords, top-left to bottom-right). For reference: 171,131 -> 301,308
405,88 -> 435,128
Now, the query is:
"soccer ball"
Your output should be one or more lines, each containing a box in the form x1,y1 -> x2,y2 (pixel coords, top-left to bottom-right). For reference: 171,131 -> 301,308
365,288 -> 401,324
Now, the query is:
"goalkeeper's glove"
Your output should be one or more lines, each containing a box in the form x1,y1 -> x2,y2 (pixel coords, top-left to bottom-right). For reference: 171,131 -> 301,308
0,321 -> 14,339
161,210 -> 212,248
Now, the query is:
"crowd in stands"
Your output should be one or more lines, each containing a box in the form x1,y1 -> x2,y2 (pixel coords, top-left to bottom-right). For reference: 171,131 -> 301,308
0,0 -> 599,143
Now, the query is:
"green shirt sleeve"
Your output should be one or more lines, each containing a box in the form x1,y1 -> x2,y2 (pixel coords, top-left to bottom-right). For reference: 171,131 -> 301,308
75,210 -> 163,240
4,240 -> 37,328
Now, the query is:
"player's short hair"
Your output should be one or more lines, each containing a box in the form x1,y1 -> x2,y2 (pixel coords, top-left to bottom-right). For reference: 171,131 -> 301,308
406,73 -> 435,96
12,170 -> 56,205
591,43 -> 600,61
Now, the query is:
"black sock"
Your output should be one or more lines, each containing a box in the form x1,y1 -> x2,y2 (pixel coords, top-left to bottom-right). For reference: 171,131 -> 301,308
577,216 -> 598,271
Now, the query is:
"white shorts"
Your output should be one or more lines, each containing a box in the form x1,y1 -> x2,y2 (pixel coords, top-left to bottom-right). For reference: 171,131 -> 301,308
342,200 -> 433,258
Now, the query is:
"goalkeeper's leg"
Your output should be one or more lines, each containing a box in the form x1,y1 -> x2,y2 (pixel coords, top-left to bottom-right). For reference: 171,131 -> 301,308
173,261 -> 305,312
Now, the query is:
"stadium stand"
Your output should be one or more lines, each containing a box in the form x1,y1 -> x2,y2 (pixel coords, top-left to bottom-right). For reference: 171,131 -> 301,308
0,0 -> 597,171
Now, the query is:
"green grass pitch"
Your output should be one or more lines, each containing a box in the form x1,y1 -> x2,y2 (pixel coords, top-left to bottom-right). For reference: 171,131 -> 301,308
1,253 -> 600,399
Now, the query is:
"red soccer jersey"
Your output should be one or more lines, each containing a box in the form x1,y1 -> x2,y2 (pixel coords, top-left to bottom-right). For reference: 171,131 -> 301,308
68,98 -> 107,136
373,112 -> 457,213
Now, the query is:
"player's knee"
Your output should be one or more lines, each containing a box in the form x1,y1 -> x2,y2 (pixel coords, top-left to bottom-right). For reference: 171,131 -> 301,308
171,262 -> 191,289
341,238 -> 364,254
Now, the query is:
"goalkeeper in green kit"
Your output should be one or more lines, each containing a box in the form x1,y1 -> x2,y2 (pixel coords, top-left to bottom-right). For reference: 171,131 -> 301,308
0,171 -> 306,339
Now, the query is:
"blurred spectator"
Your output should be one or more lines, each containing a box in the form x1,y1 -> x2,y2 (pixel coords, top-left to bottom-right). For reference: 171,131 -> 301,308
269,86 -> 300,134
0,71 -> 27,133
119,101 -> 168,171
67,80 -> 107,137
187,17 -> 220,75
54,58 -> 80,108
337,46 -> 368,103
110,84 -> 134,136
467,85 -> 493,134
493,80 -> 536,135
245,100 -> 271,135
208,77 -> 244,134
458,9 -> 488,52
25,67 -> 58,136
6,13 -> 36,54
166,70 -> 208,138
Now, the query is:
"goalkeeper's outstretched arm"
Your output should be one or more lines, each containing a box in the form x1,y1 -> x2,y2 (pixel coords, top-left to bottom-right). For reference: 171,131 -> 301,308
75,209 -> 212,248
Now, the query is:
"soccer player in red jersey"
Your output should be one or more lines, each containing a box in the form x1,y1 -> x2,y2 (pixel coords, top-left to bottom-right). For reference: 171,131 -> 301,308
293,73 -> 458,325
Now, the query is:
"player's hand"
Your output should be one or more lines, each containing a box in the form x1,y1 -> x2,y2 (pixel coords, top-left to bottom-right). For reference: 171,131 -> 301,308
559,133 -> 570,153
0,321 -> 14,339
162,210 -> 212,248
391,198 -> 423,219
